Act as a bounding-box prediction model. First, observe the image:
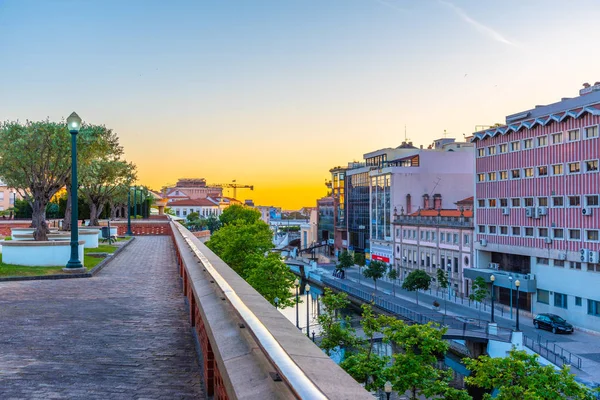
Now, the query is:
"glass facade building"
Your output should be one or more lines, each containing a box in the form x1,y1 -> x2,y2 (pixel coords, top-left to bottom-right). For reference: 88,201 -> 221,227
347,171 -> 370,252
370,174 -> 391,241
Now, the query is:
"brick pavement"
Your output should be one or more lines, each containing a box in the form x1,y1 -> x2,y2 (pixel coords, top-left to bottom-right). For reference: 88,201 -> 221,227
0,236 -> 203,399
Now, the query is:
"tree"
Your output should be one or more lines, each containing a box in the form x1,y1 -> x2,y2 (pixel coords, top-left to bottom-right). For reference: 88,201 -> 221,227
354,252 -> 366,267
0,121 -> 74,240
79,159 -> 136,226
317,288 -> 357,357
437,268 -> 449,314
205,215 -> 222,233
245,253 -> 296,308
469,276 -> 489,320
464,349 -> 598,400
219,204 -> 261,226
402,270 -> 431,305
337,251 -> 354,273
384,320 -> 471,400
362,260 -> 387,292
387,268 -> 398,295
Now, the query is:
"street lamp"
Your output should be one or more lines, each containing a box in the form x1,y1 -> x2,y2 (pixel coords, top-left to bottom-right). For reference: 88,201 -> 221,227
447,262 -> 452,300
126,186 -> 133,236
515,280 -> 521,331
65,112 -> 84,271
134,186 -> 138,220
384,381 -> 392,400
509,276 -> 514,319
490,275 -> 496,323
305,284 -> 311,338
294,279 -> 300,329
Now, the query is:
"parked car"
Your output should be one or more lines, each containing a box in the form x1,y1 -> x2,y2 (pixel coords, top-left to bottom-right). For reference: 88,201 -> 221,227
533,313 -> 574,334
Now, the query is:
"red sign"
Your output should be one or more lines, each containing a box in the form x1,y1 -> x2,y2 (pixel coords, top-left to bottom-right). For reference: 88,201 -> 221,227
371,254 -> 390,263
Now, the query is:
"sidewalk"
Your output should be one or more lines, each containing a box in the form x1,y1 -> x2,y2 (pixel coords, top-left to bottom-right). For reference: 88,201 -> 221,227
311,263 -> 600,386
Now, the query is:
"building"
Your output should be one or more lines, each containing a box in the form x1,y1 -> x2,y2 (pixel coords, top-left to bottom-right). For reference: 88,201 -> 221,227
300,208 -> 318,249
346,161 -> 371,255
468,83 -> 600,332
0,180 -> 19,213
393,197 -> 474,297
329,166 -> 347,255
316,196 -> 334,250
169,198 -> 221,218
164,178 -> 223,203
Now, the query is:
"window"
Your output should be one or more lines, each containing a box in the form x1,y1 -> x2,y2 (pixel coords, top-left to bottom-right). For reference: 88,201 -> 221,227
488,199 -> 497,207
575,297 -> 582,306
525,227 -> 534,237
487,172 -> 496,181
568,196 -> 581,207
568,229 -> 581,240
589,299 -> 600,317
499,144 -> 508,153
585,126 -> 599,139
512,226 -> 521,236
589,264 -> 600,273
568,162 -> 580,174
511,169 -> 521,179
537,257 -> 549,265
488,146 -> 497,155
477,199 -> 485,207
440,232 -> 445,241
553,228 -> 564,239
477,173 -> 485,182
552,196 -> 564,207
568,129 -> 580,141
538,228 -> 549,237
499,171 -> 508,180
537,289 -> 549,304
464,234 -> 469,245
586,195 -> 599,207
523,138 -> 533,149
537,166 -> 548,177
432,232 -> 436,241
477,148 -> 485,157
183,210 -> 187,216
426,231 -> 431,241
524,167 -> 534,178
500,198 -> 508,207
538,197 -> 548,207
554,292 -> 568,309
554,260 -> 565,268
551,132 -> 563,144
524,197 -> 534,207
570,261 -> 582,270
478,225 -> 485,234
511,198 -> 521,207
552,164 -> 563,175
537,136 -> 548,147
586,160 -> 598,172
489,225 -> 497,234
500,226 -> 508,235
586,230 -> 599,241
511,141 -> 520,151
453,234 -> 458,244
420,231 -> 425,240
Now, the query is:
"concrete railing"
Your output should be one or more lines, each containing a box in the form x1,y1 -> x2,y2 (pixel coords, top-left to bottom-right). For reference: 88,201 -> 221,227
170,222 -> 371,400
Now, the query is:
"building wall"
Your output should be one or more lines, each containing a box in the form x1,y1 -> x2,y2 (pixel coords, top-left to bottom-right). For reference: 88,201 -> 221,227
0,185 -> 19,212
172,205 -> 221,218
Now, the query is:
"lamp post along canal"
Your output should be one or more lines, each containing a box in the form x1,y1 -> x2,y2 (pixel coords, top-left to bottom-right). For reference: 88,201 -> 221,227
490,274 -> 495,323
509,276 -> 513,319
305,284 -> 310,338
294,279 -> 300,328
515,280 -> 521,331
134,186 -> 138,220
126,186 -> 133,235
65,112 -> 84,271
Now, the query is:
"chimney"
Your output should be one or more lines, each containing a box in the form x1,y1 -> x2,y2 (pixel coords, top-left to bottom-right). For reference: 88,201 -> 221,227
406,194 -> 412,215
422,194 -> 430,209
433,194 -> 442,210
583,82 -> 591,88
420,145 -> 423,149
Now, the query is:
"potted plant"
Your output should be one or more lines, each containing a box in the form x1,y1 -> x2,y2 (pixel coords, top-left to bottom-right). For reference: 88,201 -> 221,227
432,300 -> 440,310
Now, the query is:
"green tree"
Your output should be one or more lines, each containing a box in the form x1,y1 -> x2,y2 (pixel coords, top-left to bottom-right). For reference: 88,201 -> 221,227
337,251 -> 354,272
437,268 -> 449,314
205,215 -> 222,233
469,276 -> 489,319
464,349 -> 597,400
219,204 -> 261,226
384,320 -> 471,400
387,268 -> 398,296
317,288 -> 357,357
402,270 -> 431,305
354,252 -> 366,267
245,253 -> 296,308
362,260 -> 387,292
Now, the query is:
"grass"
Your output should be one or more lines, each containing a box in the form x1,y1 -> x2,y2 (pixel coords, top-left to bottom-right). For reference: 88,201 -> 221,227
85,244 -> 118,254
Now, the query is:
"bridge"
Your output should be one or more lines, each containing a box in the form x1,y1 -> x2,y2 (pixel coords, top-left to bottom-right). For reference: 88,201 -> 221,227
0,220 -> 371,399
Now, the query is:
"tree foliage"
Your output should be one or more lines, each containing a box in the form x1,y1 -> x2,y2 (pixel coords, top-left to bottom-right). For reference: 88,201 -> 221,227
362,260 -> 387,291
245,253 -> 296,308
317,288 -> 357,357
464,349 -> 598,400
469,276 -> 488,303
337,251 -> 355,270
437,268 -> 449,290
402,270 -> 431,305
387,268 -> 398,295
354,252 -> 366,267
219,204 -> 261,226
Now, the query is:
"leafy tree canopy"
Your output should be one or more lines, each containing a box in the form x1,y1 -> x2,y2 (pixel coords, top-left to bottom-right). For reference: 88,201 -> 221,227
219,204 -> 261,226
402,269 -> 432,292
363,260 -> 387,291
245,253 -> 296,308
337,251 -> 354,270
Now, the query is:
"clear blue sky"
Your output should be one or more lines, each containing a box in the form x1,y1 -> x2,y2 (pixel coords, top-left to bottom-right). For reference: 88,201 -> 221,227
2,0 -> 600,207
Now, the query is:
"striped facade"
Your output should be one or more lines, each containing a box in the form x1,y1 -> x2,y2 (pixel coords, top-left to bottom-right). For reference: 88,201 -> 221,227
472,91 -> 600,332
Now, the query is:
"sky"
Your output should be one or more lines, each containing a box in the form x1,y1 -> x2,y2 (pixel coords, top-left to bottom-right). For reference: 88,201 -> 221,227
2,0 -> 600,209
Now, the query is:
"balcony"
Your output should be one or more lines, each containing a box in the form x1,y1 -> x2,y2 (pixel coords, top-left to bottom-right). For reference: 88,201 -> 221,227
394,215 -> 473,229
463,268 -> 537,293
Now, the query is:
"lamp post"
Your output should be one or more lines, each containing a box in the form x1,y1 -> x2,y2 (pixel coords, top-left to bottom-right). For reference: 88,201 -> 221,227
384,381 -> 392,400
294,279 -> 300,329
447,262 -> 452,300
126,186 -> 133,236
305,284 -> 310,338
134,186 -> 138,220
515,280 -> 521,331
509,276 -> 513,319
490,274 -> 496,323
65,112 -> 84,271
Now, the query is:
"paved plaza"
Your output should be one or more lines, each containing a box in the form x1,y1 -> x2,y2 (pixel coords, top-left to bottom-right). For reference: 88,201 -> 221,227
0,237 -> 203,400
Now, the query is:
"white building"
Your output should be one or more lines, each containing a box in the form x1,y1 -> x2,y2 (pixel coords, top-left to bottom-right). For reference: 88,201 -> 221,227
169,198 -> 221,218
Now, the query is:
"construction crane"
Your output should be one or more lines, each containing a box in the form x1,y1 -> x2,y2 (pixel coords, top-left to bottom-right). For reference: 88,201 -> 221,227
211,180 -> 254,200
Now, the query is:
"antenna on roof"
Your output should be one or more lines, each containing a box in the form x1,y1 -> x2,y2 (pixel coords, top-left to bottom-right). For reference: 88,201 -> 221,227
443,129 -> 448,138
404,125 -> 407,142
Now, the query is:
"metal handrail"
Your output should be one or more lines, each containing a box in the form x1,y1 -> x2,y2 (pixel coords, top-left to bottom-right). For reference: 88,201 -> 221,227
523,334 -> 582,370
172,223 -> 327,400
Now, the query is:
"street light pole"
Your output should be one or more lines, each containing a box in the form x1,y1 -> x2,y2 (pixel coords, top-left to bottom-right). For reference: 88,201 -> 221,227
490,274 -> 496,323
305,284 -> 310,338
447,263 -> 452,300
515,280 -> 521,331
126,187 -> 133,236
509,276 -> 513,319
134,186 -> 138,221
65,112 -> 84,271
294,279 -> 300,329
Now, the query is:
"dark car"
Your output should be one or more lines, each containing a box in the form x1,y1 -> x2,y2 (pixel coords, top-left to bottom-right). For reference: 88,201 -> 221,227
533,313 -> 574,334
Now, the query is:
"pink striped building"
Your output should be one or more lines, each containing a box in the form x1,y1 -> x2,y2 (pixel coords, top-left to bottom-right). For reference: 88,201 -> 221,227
467,84 -> 600,332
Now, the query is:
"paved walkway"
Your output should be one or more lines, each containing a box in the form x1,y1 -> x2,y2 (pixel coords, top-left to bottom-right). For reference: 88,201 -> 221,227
0,237 -> 203,399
